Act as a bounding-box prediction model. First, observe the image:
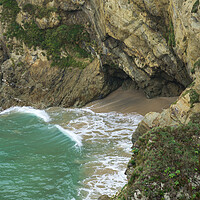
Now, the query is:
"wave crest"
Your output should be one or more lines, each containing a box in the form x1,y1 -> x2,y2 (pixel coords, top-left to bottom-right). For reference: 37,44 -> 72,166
0,106 -> 51,122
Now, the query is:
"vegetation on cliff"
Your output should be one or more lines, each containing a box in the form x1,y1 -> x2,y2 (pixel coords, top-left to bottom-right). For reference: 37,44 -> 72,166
191,0 -> 199,13
166,20 -> 176,48
22,3 -> 57,19
0,0 -> 91,68
113,114 -> 200,200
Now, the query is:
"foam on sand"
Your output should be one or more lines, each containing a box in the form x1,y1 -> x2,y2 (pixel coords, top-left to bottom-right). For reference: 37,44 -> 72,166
62,108 -> 143,199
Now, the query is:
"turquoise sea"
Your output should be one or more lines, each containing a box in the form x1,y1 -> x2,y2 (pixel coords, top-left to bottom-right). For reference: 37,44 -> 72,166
0,106 -> 143,199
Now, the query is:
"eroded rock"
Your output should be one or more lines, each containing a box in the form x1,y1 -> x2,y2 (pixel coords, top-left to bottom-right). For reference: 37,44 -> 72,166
0,56 -> 122,109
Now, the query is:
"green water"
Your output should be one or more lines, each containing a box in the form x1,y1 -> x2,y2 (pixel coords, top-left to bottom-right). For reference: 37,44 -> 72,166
0,112 -> 83,200
0,107 -> 143,199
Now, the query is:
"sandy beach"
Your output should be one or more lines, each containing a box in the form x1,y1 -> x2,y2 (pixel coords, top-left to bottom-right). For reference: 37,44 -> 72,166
86,87 -> 177,116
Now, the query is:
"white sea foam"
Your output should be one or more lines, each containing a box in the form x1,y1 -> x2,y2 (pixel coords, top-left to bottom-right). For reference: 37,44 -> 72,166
55,108 -> 143,199
44,107 -> 143,199
0,106 -> 51,122
55,125 -> 82,147
68,110 -> 143,140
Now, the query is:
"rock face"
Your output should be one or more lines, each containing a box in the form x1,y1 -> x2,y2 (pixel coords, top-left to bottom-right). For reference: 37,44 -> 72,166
0,0 -> 199,106
133,78 -> 200,143
0,0 -> 197,110
85,0 -> 193,97
0,0 -> 125,109
0,55 -> 122,109
170,0 -> 200,78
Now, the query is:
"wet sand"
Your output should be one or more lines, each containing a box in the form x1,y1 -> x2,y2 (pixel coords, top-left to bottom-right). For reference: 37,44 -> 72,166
86,88 -> 177,116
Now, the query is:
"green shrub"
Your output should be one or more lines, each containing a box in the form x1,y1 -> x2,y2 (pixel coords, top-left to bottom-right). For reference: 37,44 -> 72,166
191,0 -> 199,13
0,0 -> 90,69
22,3 -> 36,15
194,59 -> 200,67
22,3 -> 57,19
189,89 -> 199,107
116,121 -> 200,199
0,0 -> 20,22
168,20 -> 175,47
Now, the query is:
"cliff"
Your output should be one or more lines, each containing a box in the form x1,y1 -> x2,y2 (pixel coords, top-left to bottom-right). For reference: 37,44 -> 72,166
0,0 -> 198,110
0,0 -> 126,109
0,0 -> 200,199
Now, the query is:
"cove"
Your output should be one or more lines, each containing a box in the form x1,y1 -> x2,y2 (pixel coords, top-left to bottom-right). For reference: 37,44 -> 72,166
0,106 -> 143,199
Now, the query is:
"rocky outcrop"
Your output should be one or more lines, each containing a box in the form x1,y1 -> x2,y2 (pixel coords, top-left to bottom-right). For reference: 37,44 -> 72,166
0,0 -> 126,109
84,0 -> 193,98
0,0 -> 198,116
114,77 -> 200,200
0,0 -> 199,105
132,78 -> 200,142
120,118 -> 200,200
170,0 -> 200,78
0,0 -> 195,109
0,54 -> 122,109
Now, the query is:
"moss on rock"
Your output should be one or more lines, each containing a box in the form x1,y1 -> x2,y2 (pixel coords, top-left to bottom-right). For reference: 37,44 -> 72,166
189,89 -> 199,108
113,118 -> 200,200
22,3 -> 57,19
0,0 -> 91,68
191,0 -> 199,13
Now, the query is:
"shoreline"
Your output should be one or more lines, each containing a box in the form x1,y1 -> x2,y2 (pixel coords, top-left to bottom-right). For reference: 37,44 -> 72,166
86,87 -> 177,116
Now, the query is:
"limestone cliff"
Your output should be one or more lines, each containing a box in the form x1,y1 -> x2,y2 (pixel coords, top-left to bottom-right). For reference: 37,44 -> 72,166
0,0 -> 197,110
0,0 -> 126,109
85,0 -> 195,97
